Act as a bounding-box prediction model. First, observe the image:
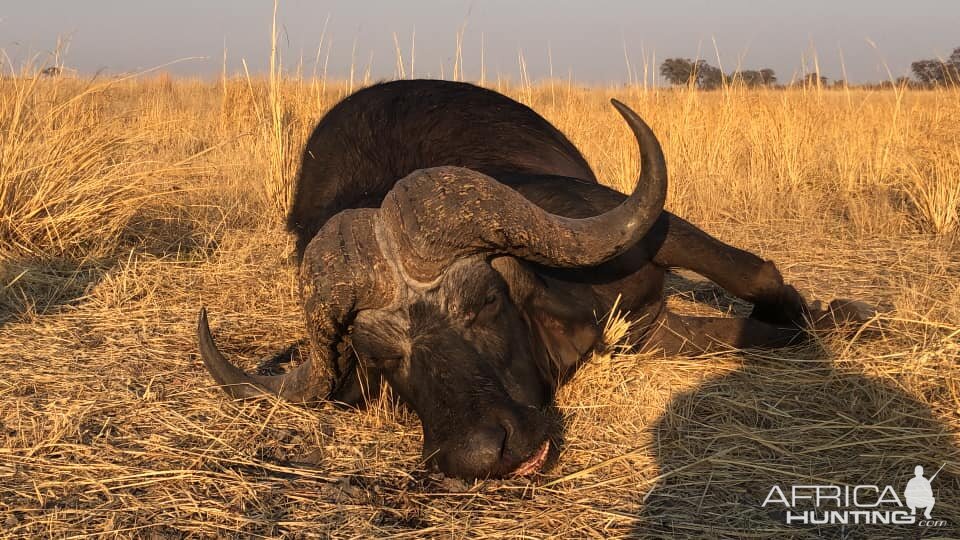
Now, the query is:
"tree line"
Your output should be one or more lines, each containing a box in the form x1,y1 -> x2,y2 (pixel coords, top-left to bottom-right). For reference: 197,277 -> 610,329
911,47 -> 960,86
659,47 -> 960,89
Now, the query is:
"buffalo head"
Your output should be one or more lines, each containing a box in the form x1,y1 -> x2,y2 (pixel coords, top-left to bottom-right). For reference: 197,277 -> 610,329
197,100 -> 667,479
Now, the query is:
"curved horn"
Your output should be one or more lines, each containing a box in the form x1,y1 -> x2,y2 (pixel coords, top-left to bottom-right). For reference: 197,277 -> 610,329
197,209 -> 396,403
381,99 -> 667,278
198,308 -> 326,401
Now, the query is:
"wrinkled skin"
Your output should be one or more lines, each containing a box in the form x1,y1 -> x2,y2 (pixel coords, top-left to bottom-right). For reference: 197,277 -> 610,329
197,80 -> 875,480
350,259 -> 553,478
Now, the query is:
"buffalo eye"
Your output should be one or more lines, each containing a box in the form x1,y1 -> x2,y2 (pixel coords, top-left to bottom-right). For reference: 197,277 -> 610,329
369,355 -> 403,371
354,345 -> 404,370
467,290 -> 502,326
349,326 -> 405,370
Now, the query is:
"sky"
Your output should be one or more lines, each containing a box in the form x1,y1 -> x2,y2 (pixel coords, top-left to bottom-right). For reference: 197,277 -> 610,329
2,1 -> 958,85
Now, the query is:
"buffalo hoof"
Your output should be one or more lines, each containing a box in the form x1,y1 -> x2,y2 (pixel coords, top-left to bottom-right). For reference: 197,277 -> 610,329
749,284 -> 810,327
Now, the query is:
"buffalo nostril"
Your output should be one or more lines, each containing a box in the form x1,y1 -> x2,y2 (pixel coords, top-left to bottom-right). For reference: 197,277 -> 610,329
492,409 -> 522,442
461,425 -> 508,472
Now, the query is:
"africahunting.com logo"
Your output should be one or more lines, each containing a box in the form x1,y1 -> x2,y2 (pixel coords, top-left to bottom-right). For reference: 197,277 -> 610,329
762,464 -> 947,527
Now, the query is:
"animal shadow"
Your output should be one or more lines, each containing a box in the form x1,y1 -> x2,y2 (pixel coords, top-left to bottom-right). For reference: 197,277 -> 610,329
0,211 -> 208,328
629,347 -> 959,538
0,258 -> 104,327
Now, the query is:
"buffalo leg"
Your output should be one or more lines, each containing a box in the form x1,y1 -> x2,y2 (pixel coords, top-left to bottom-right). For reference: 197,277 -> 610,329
640,298 -> 876,355
650,212 -> 808,325
641,311 -> 807,355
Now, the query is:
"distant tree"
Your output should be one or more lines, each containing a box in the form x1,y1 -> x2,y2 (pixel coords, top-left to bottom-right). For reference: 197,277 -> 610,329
912,60 -> 948,85
660,58 -> 727,89
698,63 -> 725,90
660,58 -> 698,86
759,68 -> 777,86
911,47 -> 960,86
731,70 -> 755,87
799,73 -> 828,87
939,59 -> 957,85
731,69 -> 776,88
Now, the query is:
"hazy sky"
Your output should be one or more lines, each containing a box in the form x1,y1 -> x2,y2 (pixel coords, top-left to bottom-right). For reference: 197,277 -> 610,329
2,1 -> 958,84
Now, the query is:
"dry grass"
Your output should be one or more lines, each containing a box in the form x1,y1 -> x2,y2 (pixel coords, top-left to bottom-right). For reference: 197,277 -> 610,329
1,71 -> 958,538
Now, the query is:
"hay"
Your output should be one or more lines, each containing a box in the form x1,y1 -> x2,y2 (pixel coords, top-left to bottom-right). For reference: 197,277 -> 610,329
1,76 -> 958,538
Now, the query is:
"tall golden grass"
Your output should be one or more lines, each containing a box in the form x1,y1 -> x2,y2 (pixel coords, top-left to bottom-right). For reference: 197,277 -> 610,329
1,62 -> 958,536
6,74 -> 958,263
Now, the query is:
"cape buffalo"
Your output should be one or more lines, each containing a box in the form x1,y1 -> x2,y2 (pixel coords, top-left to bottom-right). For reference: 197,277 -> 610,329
198,80 -> 871,480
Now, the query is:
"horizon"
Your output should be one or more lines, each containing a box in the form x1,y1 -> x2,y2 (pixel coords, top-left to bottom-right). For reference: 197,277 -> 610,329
2,1 -> 959,85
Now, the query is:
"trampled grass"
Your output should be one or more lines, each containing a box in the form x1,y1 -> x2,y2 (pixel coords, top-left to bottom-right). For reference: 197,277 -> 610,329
1,71 -> 958,537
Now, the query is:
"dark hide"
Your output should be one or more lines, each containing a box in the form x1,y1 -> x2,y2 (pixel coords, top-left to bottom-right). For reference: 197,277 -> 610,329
199,79 -> 873,480
349,258 -> 553,478
287,79 -> 596,259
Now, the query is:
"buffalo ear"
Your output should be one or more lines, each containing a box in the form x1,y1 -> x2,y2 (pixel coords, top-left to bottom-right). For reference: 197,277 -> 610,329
490,257 -> 600,384
527,291 -> 601,383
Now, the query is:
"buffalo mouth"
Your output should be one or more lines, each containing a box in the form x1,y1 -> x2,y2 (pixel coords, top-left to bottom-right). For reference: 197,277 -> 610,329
510,440 -> 550,477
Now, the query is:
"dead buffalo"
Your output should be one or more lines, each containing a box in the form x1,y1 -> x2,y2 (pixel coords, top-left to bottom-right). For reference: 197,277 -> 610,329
197,80 -> 871,480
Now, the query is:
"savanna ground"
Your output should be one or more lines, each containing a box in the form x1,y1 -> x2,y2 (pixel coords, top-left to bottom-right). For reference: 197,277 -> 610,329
1,70 -> 959,538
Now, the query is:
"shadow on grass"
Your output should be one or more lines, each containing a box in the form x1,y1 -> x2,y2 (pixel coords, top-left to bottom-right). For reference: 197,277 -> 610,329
629,338 -> 959,538
0,210 -> 213,327
0,258 -> 104,326
665,270 -> 750,315
188,268 -> 956,537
